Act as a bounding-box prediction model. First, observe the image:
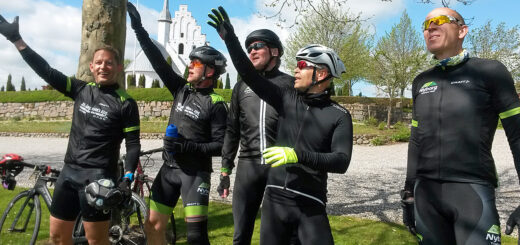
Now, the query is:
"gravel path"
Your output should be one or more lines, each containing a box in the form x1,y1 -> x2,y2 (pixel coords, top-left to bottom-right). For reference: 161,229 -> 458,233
1,130 -> 519,230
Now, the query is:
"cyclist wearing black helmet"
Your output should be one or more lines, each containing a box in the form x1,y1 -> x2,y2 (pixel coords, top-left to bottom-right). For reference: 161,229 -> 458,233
0,13 -> 141,245
128,3 -> 227,245
217,28 -> 294,245
209,7 -> 352,244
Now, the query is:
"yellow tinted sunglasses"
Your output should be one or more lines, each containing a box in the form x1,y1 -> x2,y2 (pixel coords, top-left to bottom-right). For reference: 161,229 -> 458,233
422,15 -> 462,30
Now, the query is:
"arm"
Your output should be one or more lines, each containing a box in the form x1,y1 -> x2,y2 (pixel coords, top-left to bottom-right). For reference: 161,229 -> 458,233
405,80 -> 420,192
127,3 -> 185,94
220,82 -> 242,174
184,102 -> 228,156
122,99 -> 141,174
296,112 -> 353,173
208,7 -> 284,111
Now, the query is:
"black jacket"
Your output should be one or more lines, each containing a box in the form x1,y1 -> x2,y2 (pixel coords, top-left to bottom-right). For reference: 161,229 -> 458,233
407,57 -> 520,188
20,47 -> 141,173
221,69 -> 294,172
224,32 -> 353,205
133,25 -> 227,172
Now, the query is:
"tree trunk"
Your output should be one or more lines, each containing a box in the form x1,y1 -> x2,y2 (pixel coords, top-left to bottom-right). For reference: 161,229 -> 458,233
387,96 -> 393,129
77,0 -> 127,87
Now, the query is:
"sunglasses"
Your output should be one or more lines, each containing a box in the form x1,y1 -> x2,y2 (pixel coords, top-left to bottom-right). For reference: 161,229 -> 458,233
190,59 -> 204,68
422,15 -> 462,31
296,60 -> 321,70
247,42 -> 268,53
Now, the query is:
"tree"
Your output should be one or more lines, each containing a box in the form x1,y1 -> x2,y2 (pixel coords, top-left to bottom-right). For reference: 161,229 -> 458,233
126,74 -> 136,88
77,0 -> 126,88
225,73 -> 231,89
283,2 -> 372,95
467,21 -> 520,82
0,86 -> 4,92
151,79 -> 161,88
6,74 -> 15,91
138,74 -> 146,88
123,59 -> 132,70
20,77 -> 26,91
367,10 -> 427,128
183,66 -> 189,80
166,56 -> 173,66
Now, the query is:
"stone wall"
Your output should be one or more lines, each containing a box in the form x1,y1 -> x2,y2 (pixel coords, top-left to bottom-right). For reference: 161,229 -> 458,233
0,101 -> 411,123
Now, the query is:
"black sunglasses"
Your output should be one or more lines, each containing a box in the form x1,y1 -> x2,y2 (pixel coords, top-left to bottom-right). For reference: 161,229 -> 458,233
247,42 -> 268,53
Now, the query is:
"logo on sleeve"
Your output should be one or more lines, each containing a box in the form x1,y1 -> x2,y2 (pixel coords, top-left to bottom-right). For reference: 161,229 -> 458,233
197,182 -> 210,196
419,81 -> 438,95
485,225 -> 500,245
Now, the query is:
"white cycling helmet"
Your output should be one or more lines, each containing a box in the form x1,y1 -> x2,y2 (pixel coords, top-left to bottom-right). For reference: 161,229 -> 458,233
295,44 -> 346,78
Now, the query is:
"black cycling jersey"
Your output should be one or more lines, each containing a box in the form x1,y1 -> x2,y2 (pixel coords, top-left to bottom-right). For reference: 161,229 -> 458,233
133,24 -> 227,173
221,70 -> 294,172
20,47 -> 141,173
407,57 -> 520,188
223,32 -> 353,205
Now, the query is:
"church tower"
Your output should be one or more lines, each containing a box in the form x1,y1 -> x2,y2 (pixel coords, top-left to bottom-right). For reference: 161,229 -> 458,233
157,0 -> 172,46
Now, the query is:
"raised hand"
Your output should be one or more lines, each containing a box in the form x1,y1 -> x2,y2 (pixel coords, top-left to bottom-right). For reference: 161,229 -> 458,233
126,2 -> 143,30
207,6 -> 234,40
0,14 -> 21,42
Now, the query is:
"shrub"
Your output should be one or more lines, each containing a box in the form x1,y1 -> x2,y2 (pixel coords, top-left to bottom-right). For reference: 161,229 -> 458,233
378,122 -> 386,130
365,117 -> 379,127
371,136 -> 389,146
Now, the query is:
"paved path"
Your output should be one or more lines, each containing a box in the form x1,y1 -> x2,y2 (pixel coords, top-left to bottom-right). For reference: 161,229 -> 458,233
1,130 -> 519,229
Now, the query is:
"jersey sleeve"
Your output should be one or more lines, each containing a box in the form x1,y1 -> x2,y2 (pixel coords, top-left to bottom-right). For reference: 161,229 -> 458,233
296,111 -> 353,173
20,47 -> 84,99
223,32 -> 284,111
132,25 -> 186,95
487,60 -> 520,184
405,77 -> 420,191
220,82 -> 242,173
121,99 -> 141,173
184,101 -> 228,156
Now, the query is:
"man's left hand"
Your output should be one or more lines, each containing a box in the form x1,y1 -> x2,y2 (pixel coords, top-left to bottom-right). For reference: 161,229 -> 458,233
506,204 -> 520,243
207,6 -> 234,40
262,147 -> 298,167
0,15 -> 21,43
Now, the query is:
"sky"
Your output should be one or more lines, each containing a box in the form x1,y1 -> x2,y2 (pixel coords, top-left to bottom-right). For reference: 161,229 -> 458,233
0,0 -> 518,97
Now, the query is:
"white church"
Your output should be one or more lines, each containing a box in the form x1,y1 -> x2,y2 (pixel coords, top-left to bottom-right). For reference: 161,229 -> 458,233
125,0 -> 207,88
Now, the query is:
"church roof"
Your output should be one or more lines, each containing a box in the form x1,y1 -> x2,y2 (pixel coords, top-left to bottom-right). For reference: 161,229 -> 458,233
159,0 -> 172,21
125,39 -> 181,75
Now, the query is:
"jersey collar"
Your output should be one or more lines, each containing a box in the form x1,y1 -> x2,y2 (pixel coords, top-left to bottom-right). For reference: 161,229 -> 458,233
430,49 -> 469,68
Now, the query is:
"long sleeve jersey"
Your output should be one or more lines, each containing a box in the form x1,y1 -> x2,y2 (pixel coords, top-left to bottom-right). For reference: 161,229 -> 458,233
407,57 -> 520,188
20,47 -> 141,174
133,25 -> 227,172
223,32 -> 353,205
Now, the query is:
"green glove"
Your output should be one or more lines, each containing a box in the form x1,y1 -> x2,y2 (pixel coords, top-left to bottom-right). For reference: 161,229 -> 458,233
262,147 -> 298,167
207,6 -> 234,40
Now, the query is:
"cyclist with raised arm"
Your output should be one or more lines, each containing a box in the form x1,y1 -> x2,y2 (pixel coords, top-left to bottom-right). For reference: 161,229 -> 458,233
127,3 -> 227,245
208,7 -> 353,244
217,29 -> 294,245
0,14 -> 141,245
401,7 -> 520,245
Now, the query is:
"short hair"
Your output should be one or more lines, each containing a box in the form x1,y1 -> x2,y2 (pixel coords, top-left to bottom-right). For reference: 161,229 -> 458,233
93,46 -> 121,65
451,9 -> 465,25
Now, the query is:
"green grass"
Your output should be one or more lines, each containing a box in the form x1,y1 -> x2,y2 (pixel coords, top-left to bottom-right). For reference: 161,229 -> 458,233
0,121 -> 168,134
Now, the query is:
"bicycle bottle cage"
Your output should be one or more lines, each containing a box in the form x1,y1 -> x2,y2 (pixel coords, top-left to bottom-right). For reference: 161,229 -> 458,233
1,154 -> 24,190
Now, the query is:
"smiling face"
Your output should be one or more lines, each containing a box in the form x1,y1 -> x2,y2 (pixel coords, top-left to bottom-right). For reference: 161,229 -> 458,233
423,8 -> 468,60
89,49 -> 122,86
293,60 -> 329,93
187,58 -> 215,87
248,41 -> 275,71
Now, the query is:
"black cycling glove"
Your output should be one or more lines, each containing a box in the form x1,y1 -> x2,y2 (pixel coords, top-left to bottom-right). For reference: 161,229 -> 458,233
217,174 -> 230,197
0,14 -> 21,42
118,177 -> 132,198
506,204 -> 520,241
126,2 -> 143,30
164,136 -> 187,154
401,180 -> 416,236
207,6 -> 234,40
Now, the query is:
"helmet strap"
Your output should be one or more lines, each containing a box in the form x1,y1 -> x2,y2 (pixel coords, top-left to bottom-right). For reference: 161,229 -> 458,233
304,67 -> 333,93
258,47 -> 277,72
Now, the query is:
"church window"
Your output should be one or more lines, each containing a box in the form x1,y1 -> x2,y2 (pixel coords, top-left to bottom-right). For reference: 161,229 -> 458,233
179,43 -> 184,54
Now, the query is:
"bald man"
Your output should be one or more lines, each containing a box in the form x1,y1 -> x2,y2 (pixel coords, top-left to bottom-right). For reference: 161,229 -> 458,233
402,7 -> 520,245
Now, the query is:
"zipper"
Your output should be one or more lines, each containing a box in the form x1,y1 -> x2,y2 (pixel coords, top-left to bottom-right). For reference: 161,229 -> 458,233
438,73 -> 444,179
284,104 -> 310,189
259,99 -> 266,164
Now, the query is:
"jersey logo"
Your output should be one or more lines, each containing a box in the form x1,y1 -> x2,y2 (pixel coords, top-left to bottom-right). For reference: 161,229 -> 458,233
450,80 -> 470,85
79,102 -> 109,121
485,224 -> 501,245
175,103 -> 201,120
331,103 -> 348,115
243,87 -> 253,94
419,81 -> 438,95
197,182 -> 210,196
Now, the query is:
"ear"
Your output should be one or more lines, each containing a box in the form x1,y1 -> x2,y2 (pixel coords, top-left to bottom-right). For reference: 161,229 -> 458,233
117,63 -> 123,73
459,25 -> 468,39
206,67 -> 215,78
89,62 -> 94,73
270,48 -> 279,57
317,68 -> 329,81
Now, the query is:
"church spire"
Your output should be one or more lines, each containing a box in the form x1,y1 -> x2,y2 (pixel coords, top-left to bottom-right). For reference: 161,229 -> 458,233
159,0 -> 172,22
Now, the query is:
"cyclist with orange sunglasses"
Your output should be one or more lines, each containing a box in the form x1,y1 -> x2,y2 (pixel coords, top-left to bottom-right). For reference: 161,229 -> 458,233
208,7 -> 353,244
127,3 -> 228,244
402,7 -> 520,245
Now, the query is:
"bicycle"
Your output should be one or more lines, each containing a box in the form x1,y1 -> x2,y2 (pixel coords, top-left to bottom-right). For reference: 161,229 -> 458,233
0,153 -> 60,245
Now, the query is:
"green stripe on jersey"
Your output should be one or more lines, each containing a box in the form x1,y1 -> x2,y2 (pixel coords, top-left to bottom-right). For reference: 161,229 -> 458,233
411,120 -> 418,127
123,126 -> 140,133
499,107 -> 520,119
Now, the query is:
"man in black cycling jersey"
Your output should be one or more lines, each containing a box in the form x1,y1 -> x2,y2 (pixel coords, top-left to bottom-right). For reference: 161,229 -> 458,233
0,14 -> 141,245
217,29 -> 294,245
127,3 -> 227,245
208,7 -> 353,244
401,7 -> 520,245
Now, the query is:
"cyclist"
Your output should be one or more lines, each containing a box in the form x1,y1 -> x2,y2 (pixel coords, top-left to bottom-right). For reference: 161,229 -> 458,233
401,7 -> 520,244
217,29 -> 294,245
0,14 -> 141,245
127,3 -> 227,244
208,7 -> 353,244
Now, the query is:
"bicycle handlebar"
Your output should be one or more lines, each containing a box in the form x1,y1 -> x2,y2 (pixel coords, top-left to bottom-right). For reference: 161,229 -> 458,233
18,161 -> 60,175
140,147 -> 163,156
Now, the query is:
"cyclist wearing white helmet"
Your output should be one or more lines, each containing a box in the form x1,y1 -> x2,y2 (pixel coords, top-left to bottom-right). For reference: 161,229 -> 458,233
128,3 -> 228,245
209,7 -> 353,244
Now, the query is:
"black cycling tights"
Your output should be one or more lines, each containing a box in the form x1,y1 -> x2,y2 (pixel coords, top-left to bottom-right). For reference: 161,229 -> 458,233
414,179 -> 501,245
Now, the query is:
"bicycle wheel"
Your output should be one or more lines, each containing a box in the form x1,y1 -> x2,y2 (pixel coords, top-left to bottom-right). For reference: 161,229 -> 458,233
0,190 -> 41,245
109,192 -> 149,244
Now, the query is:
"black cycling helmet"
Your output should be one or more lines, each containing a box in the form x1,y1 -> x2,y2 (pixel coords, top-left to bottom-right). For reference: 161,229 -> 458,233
245,29 -> 284,57
189,46 -> 227,76
85,179 -> 123,210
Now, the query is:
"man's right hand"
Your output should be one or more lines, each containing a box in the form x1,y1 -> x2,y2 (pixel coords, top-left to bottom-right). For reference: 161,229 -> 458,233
126,2 -> 143,30
217,173 -> 230,198
0,14 -> 22,43
400,190 -> 417,236
207,6 -> 234,40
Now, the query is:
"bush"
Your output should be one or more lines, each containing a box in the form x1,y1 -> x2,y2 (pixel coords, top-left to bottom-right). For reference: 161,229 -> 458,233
365,117 -> 379,127
371,136 -> 389,146
0,90 -> 71,103
378,122 -> 386,130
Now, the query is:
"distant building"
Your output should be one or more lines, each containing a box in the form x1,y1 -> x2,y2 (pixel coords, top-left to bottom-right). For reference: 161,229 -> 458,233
125,0 -> 207,88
